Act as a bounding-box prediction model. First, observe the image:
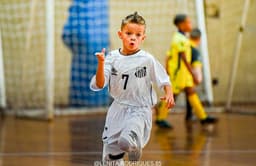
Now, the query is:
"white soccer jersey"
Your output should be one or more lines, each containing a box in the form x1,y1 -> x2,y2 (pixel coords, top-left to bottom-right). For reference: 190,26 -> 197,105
90,49 -> 170,107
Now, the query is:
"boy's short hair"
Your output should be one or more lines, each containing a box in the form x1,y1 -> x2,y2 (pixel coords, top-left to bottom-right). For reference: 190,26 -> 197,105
190,28 -> 201,39
121,12 -> 146,30
173,14 -> 187,26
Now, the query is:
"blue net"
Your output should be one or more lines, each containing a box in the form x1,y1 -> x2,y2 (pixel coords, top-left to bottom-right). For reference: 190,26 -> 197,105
62,0 -> 110,107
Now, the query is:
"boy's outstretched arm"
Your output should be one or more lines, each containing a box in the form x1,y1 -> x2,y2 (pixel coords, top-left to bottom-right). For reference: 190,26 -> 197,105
95,48 -> 106,88
160,85 -> 175,109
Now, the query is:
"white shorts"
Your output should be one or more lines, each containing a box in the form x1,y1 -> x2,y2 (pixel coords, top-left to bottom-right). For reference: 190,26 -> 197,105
102,101 -> 152,159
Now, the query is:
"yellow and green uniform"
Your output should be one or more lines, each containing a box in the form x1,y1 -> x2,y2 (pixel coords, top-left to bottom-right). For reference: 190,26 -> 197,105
156,32 -> 207,122
167,31 -> 193,94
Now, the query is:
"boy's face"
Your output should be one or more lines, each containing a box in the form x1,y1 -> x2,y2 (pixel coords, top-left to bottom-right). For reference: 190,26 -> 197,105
179,18 -> 192,33
118,23 -> 146,55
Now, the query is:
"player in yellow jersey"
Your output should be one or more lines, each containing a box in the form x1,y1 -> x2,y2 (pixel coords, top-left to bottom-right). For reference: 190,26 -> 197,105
155,14 -> 218,128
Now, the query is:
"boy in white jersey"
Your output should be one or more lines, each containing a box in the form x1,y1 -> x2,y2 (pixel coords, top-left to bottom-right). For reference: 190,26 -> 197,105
90,12 -> 175,163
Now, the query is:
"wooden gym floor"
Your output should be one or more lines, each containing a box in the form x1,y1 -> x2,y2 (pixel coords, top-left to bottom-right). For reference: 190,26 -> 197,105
0,111 -> 256,166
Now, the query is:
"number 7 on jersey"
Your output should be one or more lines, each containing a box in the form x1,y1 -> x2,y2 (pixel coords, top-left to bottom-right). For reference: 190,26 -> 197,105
122,74 -> 129,90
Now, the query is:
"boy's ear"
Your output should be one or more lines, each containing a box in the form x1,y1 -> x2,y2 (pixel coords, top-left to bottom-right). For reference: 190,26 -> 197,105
142,34 -> 146,41
118,31 -> 122,39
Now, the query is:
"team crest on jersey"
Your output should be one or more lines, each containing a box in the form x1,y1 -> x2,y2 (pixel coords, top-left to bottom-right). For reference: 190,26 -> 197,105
135,66 -> 147,78
111,67 -> 118,75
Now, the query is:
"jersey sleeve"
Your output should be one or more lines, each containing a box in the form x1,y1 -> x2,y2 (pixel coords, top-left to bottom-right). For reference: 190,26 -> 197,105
150,56 -> 171,89
90,53 -> 112,91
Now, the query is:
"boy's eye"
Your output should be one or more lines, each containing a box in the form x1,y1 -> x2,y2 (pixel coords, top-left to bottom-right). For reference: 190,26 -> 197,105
136,34 -> 141,37
126,32 -> 131,35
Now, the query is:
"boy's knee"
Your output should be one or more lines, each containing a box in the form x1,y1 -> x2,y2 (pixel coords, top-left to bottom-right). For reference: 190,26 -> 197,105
118,130 -> 140,152
118,137 -> 131,152
186,87 -> 196,95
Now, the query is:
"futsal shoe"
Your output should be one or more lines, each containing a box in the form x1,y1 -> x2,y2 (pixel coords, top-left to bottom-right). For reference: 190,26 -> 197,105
103,155 -> 125,166
128,147 -> 142,161
155,120 -> 173,129
128,131 -> 142,161
200,116 -> 218,125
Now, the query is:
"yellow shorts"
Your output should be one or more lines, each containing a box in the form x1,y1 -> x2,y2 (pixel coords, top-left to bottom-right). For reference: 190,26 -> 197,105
169,67 -> 194,94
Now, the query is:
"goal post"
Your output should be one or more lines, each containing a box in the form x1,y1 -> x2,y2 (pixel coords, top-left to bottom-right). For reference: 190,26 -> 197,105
45,0 -> 55,120
0,0 -> 57,120
226,0 -> 251,111
17,0 -> 55,120
0,28 -> 6,109
195,0 -> 214,104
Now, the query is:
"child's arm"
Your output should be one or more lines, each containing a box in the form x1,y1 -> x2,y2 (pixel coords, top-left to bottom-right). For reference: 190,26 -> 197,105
95,48 -> 106,88
179,52 -> 200,85
160,85 -> 175,109
149,56 -> 175,108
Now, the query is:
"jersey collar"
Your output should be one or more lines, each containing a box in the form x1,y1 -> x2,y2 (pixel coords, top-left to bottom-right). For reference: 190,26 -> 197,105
118,48 -> 141,56
178,30 -> 186,36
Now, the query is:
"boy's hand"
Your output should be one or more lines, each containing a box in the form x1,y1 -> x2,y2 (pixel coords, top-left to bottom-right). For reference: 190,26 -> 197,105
95,48 -> 106,88
95,48 -> 105,62
160,86 -> 175,109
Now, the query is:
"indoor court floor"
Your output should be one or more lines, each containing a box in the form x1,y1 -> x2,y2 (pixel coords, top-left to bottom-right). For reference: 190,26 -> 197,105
0,111 -> 255,166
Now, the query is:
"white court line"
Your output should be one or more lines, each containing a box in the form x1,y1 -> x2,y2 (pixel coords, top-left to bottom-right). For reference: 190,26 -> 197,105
0,150 -> 256,157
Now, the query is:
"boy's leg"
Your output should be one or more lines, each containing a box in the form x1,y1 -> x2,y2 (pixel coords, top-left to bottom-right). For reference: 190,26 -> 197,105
103,142 -> 125,165
185,94 -> 193,121
186,87 -> 218,125
119,130 -> 142,161
118,114 -> 145,161
155,101 -> 173,129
